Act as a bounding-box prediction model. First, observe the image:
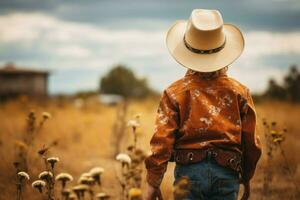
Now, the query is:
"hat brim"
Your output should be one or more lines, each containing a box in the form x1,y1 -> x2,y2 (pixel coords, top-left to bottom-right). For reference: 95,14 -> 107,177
166,20 -> 244,72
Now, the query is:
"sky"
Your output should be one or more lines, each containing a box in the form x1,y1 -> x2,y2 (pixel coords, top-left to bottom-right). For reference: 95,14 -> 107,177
0,0 -> 299,94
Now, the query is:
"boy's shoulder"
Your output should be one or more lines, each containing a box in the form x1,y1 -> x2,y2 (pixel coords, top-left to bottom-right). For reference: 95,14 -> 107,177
225,77 -> 250,93
164,76 -> 250,96
164,77 -> 189,94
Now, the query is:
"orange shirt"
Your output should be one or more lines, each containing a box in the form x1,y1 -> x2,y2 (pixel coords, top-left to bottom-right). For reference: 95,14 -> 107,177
145,70 -> 262,187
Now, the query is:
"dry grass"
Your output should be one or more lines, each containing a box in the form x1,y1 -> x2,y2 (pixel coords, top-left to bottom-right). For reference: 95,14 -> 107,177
0,97 -> 299,199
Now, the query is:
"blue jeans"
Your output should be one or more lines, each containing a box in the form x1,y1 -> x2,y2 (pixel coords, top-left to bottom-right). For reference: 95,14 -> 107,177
174,152 -> 240,200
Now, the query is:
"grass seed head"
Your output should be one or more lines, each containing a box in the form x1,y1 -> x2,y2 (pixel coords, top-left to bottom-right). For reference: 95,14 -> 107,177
55,173 -> 73,187
17,171 -> 30,181
127,120 -> 140,129
32,180 -> 46,193
116,153 -> 131,165
89,167 -> 104,176
38,171 -> 53,180
96,192 -> 110,200
47,157 -> 60,168
72,184 -> 89,198
42,112 -> 52,120
89,167 -> 104,185
78,176 -> 95,185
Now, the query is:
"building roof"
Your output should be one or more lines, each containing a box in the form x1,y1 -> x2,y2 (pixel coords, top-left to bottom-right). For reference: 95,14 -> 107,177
0,63 -> 49,75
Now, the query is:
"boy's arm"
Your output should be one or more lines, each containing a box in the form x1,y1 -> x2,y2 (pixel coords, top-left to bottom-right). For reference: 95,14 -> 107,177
145,90 -> 179,188
241,90 -> 262,182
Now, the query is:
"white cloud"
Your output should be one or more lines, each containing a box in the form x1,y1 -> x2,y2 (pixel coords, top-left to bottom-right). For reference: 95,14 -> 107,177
55,45 -> 92,58
243,31 -> 300,59
0,12 -> 299,93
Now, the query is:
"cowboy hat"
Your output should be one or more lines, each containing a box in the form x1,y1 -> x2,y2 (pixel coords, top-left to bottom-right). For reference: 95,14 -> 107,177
166,9 -> 244,72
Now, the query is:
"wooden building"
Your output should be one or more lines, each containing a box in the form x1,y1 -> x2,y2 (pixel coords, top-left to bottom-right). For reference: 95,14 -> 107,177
0,63 -> 49,98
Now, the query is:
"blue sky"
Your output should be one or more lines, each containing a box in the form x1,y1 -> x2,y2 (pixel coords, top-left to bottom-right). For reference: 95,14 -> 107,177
0,0 -> 299,94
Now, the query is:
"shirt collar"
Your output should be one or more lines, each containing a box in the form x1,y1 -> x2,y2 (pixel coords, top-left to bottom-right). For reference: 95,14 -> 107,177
185,68 -> 227,80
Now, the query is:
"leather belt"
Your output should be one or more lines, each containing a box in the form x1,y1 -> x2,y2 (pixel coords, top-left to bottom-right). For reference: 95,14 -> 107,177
173,148 -> 242,173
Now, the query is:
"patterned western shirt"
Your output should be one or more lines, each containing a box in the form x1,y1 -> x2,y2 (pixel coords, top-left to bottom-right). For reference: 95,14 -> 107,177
145,69 -> 262,187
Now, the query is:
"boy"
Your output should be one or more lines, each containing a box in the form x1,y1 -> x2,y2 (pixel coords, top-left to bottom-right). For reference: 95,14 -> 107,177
145,9 -> 262,200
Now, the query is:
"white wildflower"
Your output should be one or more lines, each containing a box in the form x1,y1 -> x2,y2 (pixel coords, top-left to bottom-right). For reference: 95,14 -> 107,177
38,171 -> 53,180
17,171 -> 30,181
89,167 -> 104,176
72,184 -> 89,196
32,180 -> 46,193
47,157 -> 60,168
96,192 -> 110,199
55,173 -> 73,188
42,112 -> 52,119
80,173 -> 91,178
127,120 -> 140,128
89,167 -> 104,185
55,173 -> 73,182
116,153 -> 131,165
78,175 -> 94,185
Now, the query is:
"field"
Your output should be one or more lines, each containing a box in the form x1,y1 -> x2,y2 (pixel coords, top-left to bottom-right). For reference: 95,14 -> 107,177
0,97 -> 299,200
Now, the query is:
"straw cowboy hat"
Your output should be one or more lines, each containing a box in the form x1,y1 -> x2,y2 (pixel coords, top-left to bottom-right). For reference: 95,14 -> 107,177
166,9 -> 244,72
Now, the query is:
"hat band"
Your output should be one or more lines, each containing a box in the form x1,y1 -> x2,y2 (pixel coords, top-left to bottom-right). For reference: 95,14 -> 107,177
183,35 -> 226,54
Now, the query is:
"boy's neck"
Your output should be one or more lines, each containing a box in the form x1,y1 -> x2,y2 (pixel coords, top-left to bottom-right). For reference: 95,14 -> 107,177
185,68 -> 228,80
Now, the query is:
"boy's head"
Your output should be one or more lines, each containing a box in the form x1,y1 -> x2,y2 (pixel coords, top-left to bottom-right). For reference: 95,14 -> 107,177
166,9 -> 244,73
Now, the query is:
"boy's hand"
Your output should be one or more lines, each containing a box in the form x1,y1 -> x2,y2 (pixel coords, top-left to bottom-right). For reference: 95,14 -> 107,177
240,181 -> 250,200
145,183 -> 163,200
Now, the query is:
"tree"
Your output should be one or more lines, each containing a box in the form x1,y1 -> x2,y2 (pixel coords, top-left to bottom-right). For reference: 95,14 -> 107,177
265,79 -> 286,100
264,65 -> 300,102
284,65 -> 300,102
99,65 -> 153,98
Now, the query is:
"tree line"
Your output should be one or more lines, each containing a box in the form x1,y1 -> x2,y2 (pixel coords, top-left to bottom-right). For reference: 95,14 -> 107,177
264,65 -> 300,102
99,64 -> 300,102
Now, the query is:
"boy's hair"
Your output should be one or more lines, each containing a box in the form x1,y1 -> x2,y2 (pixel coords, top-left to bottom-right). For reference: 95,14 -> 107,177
188,66 -> 228,79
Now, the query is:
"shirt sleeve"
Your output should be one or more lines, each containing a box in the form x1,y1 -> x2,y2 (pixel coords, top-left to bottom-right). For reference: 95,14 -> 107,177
240,90 -> 262,182
144,90 -> 179,187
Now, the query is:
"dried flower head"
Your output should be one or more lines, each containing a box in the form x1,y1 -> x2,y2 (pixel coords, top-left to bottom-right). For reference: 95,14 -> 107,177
116,153 -> 131,165
17,171 -> 30,181
89,167 -> 104,185
42,112 -> 52,120
270,130 -> 279,136
127,120 -> 140,129
38,171 -> 53,180
273,137 -> 284,144
78,175 -> 95,185
128,188 -> 142,199
55,173 -> 73,188
96,192 -> 110,200
72,184 -> 89,198
32,180 -> 46,193
47,157 -> 59,168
